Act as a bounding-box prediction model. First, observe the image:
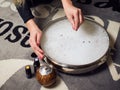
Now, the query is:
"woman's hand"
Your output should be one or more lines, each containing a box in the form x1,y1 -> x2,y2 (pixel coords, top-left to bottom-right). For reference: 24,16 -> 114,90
26,19 -> 44,59
61,0 -> 84,30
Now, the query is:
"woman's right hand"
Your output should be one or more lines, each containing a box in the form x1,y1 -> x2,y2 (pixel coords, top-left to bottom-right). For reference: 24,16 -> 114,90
61,0 -> 84,30
26,19 -> 44,59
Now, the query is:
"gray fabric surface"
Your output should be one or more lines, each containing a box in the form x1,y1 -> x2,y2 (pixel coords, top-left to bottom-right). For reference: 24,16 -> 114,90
0,0 -> 120,90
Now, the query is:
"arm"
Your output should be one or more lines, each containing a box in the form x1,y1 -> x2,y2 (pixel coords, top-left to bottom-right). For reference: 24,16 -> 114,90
15,0 -> 44,59
61,0 -> 84,30
26,19 -> 44,59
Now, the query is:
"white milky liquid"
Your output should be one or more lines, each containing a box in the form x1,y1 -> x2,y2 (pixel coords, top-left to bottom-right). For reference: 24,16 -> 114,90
41,19 -> 109,65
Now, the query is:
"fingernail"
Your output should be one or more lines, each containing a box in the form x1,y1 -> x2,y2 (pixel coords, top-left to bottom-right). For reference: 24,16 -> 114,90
72,26 -> 76,30
40,55 -> 44,60
38,56 -> 41,60
75,27 -> 77,31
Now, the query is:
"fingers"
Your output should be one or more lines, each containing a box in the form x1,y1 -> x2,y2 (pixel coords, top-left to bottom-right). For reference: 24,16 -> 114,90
70,9 -> 84,31
68,15 -> 75,30
29,36 -> 44,59
36,31 -> 42,46
79,9 -> 84,26
32,44 -> 44,59
35,48 -> 44,59
74,10 -> 79,30
36,34 -> 40,46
